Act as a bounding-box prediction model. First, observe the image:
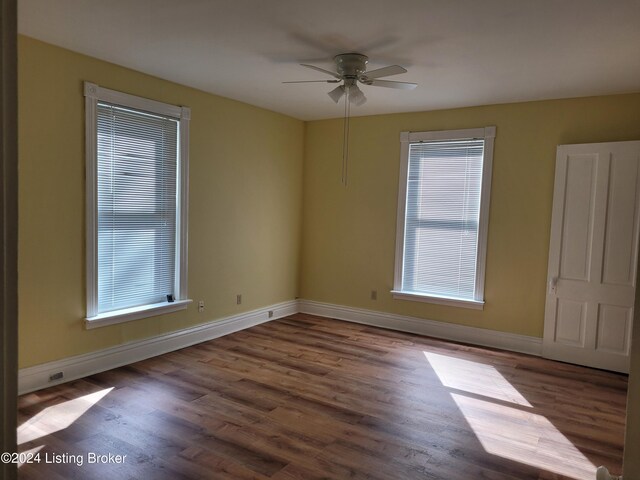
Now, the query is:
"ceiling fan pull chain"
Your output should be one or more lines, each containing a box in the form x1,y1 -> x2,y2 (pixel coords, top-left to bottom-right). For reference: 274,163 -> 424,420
342,87 -> 350,186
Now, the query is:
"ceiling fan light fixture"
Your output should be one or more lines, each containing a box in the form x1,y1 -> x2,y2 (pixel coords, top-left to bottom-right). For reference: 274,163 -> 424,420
349,85 -> 367,106
328,85 -> 345,103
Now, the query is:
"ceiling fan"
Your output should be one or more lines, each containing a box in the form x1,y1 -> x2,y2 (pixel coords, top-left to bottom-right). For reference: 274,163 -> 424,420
284,53 -> 417,106
285,53 -> 417,186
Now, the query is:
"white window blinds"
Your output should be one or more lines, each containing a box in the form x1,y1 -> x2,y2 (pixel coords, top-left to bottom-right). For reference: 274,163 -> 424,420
401,139 -> 485,300
96,103 -> 179,314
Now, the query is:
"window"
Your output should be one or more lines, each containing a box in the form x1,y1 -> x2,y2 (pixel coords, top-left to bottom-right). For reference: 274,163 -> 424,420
84,82 -> 191,328
392,127 -> 495,309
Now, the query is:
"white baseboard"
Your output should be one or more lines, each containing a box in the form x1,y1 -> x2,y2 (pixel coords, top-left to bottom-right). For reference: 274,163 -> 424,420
299,300 -> 542,356
18,300 -> 298,395
19,298 -> 542,395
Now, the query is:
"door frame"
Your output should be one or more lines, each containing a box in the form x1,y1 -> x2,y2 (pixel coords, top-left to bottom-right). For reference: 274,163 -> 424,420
1,0 -> 18,479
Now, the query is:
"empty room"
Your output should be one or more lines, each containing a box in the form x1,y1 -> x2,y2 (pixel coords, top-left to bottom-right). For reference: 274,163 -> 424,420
3,0 -> 640,479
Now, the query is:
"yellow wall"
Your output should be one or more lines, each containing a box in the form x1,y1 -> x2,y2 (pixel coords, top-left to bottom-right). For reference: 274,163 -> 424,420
18,36 -> 304,367
301,94 -> 640,337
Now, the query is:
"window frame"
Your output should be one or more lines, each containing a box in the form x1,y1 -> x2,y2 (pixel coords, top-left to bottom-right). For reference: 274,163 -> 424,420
84,81 -> 191,328
392,126 -> 496,310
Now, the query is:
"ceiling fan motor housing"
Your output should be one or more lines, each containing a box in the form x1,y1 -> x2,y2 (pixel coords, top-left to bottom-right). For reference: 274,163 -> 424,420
334,53 -> 369,78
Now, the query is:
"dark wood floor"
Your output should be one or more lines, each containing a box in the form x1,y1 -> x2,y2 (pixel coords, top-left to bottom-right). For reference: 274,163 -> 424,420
17,314 -> 627,480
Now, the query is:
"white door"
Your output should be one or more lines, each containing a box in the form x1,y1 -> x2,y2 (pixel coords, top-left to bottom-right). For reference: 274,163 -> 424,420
543,141 -> 640,373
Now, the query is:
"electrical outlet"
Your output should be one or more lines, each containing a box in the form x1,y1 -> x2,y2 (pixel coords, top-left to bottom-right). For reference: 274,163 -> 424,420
49,372 -> 63,382
268,310 -> 274,318
371,290 -> 377,300
198,300 -> 205,313
236,294 -> 242,305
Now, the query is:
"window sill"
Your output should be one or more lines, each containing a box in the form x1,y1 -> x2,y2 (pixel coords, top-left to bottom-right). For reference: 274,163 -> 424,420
85,299 -> 192,329
390,290 -> 484,310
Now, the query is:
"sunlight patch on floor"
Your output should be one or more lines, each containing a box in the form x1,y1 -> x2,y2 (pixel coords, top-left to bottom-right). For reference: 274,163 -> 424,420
423,351 -> 596,479
423,351 -> 532,407
18,387 -> 113,445
451,393 -> 595,479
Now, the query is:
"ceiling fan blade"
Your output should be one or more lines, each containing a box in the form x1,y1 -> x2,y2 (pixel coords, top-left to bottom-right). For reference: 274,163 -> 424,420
361,65 -> 407,79
328,85 -> 345,103
301,63 -> 341,79
367,79 -> 417,90
282,80 -> 340,83
349,85 -> 367,106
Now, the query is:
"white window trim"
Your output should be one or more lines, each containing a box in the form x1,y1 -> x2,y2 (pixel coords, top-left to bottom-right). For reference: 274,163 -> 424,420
392,126 -> 496,310
85,300 -> 193,330
84,81 -> 191,328
390,290 -> 485,310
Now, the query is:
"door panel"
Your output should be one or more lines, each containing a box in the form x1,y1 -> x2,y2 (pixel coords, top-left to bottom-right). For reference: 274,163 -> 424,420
596,305 -> 631,355
555,299 -> 586,346
602,155 -> 640,286
543,141 -> 640,373
559,154 -> 597,281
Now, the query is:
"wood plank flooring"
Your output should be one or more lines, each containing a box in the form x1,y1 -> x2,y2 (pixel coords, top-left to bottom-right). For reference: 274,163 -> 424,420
17,314 -> 627,479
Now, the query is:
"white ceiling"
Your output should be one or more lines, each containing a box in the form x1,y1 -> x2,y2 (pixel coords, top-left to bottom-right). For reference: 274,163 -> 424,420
18,0 -> 640,121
